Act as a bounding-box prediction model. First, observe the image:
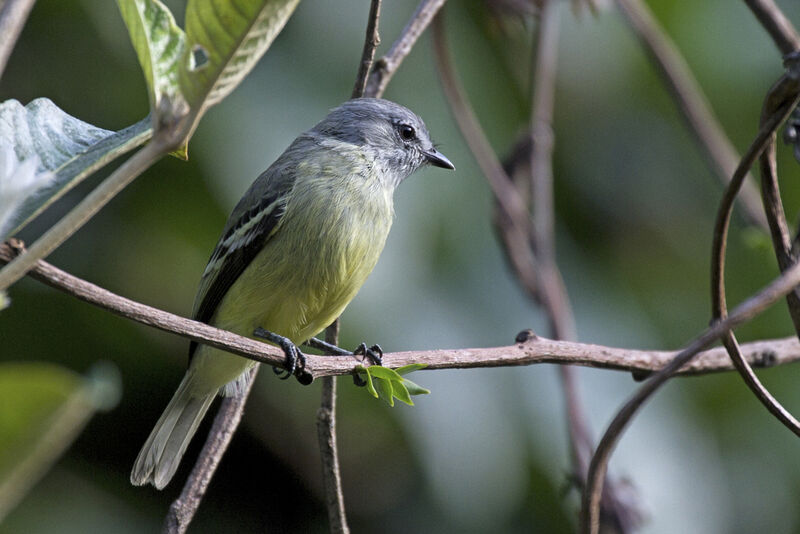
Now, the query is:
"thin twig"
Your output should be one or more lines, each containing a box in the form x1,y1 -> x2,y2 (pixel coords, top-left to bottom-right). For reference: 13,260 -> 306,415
709,79 -> 800,438
757,75 -> 800,337
529,0 -> 587,461
582,85 -> 800,534
581,259 -> 800,533
0,0 -> 36,79
431,11 -> 533,256
351,0 -> 382,99
529,3 -> 639,530
317,320 -> 349,534
163,366 -> 259,534
364,0 -> 448,98
617,0 -> 768,230
743,0 -> 800,55
6,241 -> 800,378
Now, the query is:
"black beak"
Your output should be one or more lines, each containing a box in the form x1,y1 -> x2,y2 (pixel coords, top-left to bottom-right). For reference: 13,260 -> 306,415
423,148 -> 455,170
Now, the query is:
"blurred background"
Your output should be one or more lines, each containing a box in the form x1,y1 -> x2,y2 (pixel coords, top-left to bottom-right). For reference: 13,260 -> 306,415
3,0 -> 800,532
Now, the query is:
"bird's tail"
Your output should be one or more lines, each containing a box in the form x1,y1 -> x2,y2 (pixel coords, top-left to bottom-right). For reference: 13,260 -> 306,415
130,374 -> 215,489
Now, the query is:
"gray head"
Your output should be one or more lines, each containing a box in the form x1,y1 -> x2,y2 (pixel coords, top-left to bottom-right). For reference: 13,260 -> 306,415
312,98 -> 454,186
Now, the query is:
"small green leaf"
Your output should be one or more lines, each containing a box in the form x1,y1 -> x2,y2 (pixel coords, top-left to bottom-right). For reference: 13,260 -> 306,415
180,0 -> 301,114
0,362 -> 120,521
356,366 -> 379,398
0,99 -> 152,239
366,365 -> 403,381
401,378 -> 430,396
377,377 -> 394,407
396,363 -> 428,376
117,0 -> 187,117
392,381 -> 414,406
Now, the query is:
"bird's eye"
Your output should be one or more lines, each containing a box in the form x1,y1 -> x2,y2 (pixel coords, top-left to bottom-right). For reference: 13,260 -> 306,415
398,124 -> 416,141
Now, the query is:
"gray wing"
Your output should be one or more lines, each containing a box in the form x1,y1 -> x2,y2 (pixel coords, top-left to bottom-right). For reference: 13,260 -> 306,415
188,140 -> 307,359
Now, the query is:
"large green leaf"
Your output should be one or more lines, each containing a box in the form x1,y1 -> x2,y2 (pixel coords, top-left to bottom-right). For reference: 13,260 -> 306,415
0,98 -> 152,239
0,362 -> 120,521
117,0 -> 187,115
180,0 -> 301,112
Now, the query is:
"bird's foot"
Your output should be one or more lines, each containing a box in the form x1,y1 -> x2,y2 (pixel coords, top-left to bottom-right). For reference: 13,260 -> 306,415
305,338 -> 383,365
304,338 -> 383,387
253,327 -> 310,383
353,343 -> 383,366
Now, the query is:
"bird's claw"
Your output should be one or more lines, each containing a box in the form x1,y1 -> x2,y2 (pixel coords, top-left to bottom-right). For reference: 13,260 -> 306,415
353,342 -> 383,366
254,327 -> 310,383
271,337 -> 306,380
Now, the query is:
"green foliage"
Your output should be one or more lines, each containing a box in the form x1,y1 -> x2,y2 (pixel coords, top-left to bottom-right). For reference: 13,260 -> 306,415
0,99 -> 152,239
0,362 -> 120,521
116,0 -> 186,116
356,364 -> 430,407
180,0 -> 302,113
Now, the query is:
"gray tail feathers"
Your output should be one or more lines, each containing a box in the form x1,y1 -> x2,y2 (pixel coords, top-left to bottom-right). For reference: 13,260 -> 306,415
130,374 -> 215,489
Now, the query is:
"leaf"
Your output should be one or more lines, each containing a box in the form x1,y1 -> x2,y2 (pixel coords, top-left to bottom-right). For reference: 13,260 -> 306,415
396,363 -> 428,376
0,99 -> 152,239
356,365 -> 379,398
400,378 -> 430,397
180,0 -> 301,113
377,377 -> 395,407
355,364 -> 430,406
117,0 -> 187,115
0,362 -> 120,521
366,365 -> 404,381
391,381 -> 414,406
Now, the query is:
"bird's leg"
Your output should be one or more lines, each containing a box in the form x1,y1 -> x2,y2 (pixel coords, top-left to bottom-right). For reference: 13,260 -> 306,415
353,343 -> 384,366
304,337 -> 383,365
253,327 -> 308,382
304,337 -> 382,388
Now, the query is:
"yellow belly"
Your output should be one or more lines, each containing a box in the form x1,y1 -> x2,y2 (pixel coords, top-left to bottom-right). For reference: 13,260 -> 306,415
186,177 -> 393,396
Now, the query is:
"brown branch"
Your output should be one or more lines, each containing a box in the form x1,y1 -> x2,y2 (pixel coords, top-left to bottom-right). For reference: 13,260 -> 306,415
351,0 -> 382,99
317,321 -> 349,534
710,75 -> 800,442
0,0 -> 36,79
6,241 -> 800,379
431,11 -> 534,266
583,79 -> 800,534
364,0 -> 448,98
758,75 -> 800,338
617,0 -> 768,230
743,0 -> 800,55
582,257 -> 800,533
0,241 -> 288,368
163,366 -> 259,534
529,3 -> 641,530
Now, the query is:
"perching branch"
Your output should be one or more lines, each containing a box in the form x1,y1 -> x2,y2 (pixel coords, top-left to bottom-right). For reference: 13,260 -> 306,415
0,0 -> 36,79
351,0 -> 382,100
582,77 -> 800,534
364,0 -> 448,99
5,240 -> 800,379
616,0 -> 768,230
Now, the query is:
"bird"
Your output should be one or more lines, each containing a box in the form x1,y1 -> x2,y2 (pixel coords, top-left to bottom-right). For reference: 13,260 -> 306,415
131,97 -> 454,489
